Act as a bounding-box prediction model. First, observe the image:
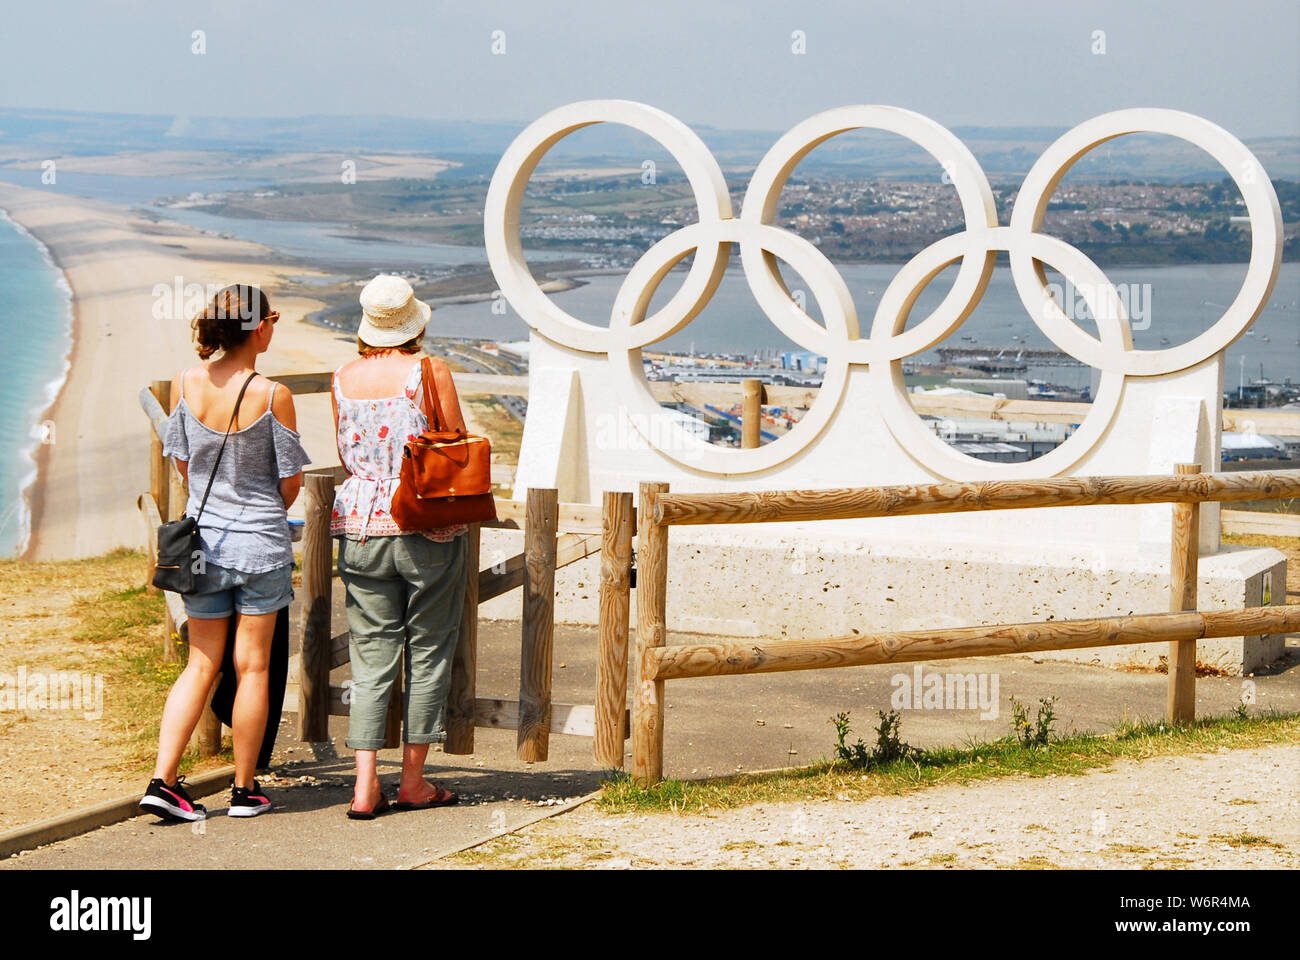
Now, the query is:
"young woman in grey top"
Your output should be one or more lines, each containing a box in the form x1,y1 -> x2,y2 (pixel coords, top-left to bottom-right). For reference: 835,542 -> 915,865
138,285 -> 310,822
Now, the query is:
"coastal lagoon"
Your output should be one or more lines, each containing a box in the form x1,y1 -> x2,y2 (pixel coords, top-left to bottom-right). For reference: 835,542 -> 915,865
0,169 -> 570,269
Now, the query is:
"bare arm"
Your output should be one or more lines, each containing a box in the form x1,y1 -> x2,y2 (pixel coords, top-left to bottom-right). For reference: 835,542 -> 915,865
331,372 -> 346,468
272,381 -> 303,509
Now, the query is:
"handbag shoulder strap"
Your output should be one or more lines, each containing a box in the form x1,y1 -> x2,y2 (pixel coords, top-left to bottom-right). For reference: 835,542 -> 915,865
194,371 -> 258,523
419,356 -> 461,436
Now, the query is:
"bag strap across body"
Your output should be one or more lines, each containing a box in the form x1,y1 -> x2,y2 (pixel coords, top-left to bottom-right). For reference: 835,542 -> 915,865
418,356 -> 462,439
192,371 -> 259,524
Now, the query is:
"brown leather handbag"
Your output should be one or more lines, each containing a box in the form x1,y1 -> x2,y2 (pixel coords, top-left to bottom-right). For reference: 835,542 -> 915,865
390,357 -> 497,530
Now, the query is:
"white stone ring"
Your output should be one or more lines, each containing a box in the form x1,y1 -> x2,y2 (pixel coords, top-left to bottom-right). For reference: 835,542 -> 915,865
485,100 -> 1282,479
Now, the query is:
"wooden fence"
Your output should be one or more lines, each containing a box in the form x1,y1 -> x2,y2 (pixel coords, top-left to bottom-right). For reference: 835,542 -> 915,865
294,470 -> 627,759
138,369 -> 1300,771
624,466 -> 1300,785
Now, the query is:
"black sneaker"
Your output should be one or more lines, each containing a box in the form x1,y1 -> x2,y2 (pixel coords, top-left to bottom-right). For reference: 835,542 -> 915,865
228,780 -> 272,818
139,777 -> 207,822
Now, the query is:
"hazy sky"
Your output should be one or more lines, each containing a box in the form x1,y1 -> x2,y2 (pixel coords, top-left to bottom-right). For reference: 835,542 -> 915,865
2,0 -> 1297,138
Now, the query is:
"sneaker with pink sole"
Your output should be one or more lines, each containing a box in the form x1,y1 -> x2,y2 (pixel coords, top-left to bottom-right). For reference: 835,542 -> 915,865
228,780 -> 273,817
138,777 -> 207,822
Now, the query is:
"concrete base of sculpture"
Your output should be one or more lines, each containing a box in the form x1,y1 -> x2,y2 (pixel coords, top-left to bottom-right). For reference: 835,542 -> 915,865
478,525 -> 1285,676
487,335 -> 1287,677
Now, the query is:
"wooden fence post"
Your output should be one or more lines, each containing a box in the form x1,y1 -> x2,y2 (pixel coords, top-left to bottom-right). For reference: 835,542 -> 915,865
632,482 -> 669,785
190,681 -> 223,758
147,379 -> 171,595
444,522 -> 480,754
298,471 -> 335,742
742,379 -> 763,449
1167,462 -> 1200,724
517,487 -> 558,761
595,490 -> 635,769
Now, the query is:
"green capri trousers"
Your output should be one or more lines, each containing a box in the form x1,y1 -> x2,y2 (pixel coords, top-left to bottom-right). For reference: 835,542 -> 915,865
337,532 -> 467,750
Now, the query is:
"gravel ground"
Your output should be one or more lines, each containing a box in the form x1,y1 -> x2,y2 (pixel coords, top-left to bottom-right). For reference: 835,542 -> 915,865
441,743 -> 1299,869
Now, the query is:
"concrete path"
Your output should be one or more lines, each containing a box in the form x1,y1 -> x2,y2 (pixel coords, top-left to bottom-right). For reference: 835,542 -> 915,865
4,592 -> 1296,868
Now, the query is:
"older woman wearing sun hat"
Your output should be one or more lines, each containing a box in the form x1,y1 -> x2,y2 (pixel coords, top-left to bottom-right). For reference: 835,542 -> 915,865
331,274 -> 469,819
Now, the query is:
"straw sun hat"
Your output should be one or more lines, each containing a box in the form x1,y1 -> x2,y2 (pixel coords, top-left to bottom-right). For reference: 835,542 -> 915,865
357,274 -> 432,347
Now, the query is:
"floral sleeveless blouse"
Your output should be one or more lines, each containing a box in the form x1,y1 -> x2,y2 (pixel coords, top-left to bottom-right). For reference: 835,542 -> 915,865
331,360 -> 467,542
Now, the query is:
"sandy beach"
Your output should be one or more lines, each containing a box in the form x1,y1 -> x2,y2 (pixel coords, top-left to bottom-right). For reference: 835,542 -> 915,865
0,183 -> 368,561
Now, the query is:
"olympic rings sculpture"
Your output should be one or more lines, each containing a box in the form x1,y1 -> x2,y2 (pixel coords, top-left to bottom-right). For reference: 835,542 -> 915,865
485,101 -> 1283,480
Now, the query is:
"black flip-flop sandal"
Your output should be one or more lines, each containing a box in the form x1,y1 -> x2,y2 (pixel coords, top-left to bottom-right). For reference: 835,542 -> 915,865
392,788 -> 459,810
346,794 -> 391,820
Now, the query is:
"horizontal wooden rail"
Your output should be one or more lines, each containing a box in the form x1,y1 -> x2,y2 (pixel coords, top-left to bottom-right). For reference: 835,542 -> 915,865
266,371 -> 532,398
1221,509 -> 1300,537
478,548 -> 526,602
473,699 -> 627,739
488,499 -> 634,535
139,385 -> 168,435
161,589 -> 189,645
138,388 -> 185,486
137,491 -> 188,652
136,491 -> 161,577
653,469 -> 1300,527
645,605 -> 1300,681
477,533 -> 599,603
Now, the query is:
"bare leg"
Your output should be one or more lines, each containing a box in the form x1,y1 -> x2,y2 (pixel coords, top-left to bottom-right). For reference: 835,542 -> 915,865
352,749 -> 383,812
152,616 -> 226,784
396,743 -> 452,804
231,610 -> 276,788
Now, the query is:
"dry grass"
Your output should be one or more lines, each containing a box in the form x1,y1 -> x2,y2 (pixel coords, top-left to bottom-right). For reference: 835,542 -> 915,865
0,549 -> 226,830
1212,832 -> 1283,849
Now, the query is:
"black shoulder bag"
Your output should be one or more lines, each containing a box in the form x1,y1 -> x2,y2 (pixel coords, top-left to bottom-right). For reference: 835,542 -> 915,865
152,372 -> 258,594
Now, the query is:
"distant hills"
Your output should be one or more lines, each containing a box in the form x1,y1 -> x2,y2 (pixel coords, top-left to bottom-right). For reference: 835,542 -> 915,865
1,106 -> 1296,182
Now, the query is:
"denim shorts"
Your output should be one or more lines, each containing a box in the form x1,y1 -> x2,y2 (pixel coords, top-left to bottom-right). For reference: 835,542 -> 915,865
182,562 -> 295,619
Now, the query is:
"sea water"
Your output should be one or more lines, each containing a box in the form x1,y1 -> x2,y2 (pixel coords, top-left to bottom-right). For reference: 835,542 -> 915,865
427,260 -> 1300,388
0,210 -> 74,557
